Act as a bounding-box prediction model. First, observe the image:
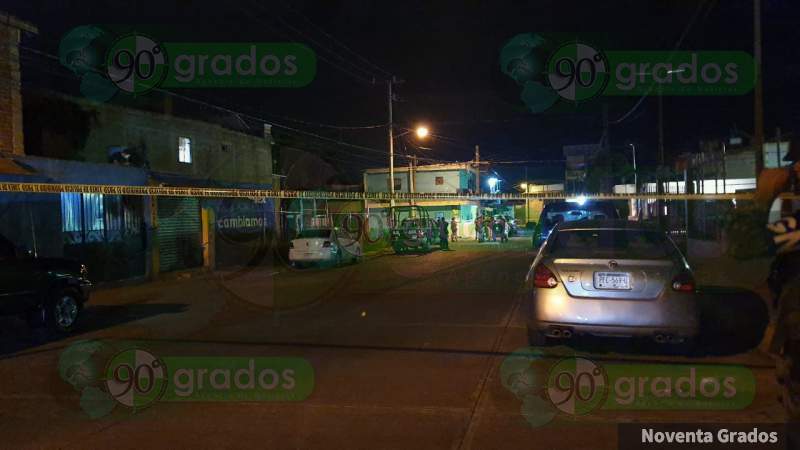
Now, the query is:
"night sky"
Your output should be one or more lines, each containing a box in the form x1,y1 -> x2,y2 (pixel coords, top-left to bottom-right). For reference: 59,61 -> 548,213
5,0 -> 800,186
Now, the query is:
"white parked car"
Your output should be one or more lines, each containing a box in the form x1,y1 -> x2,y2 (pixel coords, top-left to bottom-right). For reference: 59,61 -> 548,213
288,228 -> 362,267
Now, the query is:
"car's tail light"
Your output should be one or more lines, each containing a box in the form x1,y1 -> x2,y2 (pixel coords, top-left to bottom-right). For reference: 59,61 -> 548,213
671,271 -> 696,292
533,264 -> 559,288
322,241 -> 332,248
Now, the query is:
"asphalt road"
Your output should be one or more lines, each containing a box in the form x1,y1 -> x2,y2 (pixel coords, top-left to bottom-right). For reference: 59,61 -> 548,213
0,239 -> 787,449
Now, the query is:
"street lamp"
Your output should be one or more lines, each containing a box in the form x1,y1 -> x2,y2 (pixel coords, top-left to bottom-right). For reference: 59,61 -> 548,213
388,125 -> 430,208
487,177 -> 498,193
395,125 -> 431,140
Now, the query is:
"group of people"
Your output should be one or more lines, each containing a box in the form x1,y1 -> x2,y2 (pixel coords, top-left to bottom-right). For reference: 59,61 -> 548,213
474,215 -> 510,243
432,215 -> 513,248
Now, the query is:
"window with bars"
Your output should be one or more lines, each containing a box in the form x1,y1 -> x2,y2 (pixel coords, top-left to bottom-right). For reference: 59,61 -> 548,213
60,193 -> 143,243
387,177 -> 401,191
178,136 -> 192,163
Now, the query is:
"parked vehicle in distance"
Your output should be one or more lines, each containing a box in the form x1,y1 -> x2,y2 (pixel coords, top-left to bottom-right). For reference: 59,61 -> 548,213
0,234 -> 91,333
289,228 -> 362,267
505,216 -> 519,236
390,217 -> 436,253
526,220 -> 699,347
533,199 -> 621,246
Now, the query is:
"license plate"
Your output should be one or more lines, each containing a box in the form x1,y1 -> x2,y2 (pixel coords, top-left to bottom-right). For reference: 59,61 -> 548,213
594,272 -> 631,290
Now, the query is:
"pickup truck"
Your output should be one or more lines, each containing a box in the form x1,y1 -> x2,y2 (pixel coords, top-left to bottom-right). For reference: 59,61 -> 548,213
0,234 -> 91,333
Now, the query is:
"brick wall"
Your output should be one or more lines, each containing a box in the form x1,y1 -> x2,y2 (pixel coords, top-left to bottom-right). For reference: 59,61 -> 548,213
0,14 -> 36,155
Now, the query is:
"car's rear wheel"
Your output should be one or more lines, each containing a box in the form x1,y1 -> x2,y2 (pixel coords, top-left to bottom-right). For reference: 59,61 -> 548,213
44,288 -> 82,333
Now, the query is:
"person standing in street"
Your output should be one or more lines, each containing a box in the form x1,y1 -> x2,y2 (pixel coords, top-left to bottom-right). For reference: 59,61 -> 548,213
438,217 -> 449,250
450,217 -> 458,242
475,215 -> 483,241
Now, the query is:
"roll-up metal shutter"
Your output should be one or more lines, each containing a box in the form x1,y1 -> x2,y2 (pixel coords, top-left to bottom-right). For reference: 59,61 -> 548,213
157,197 -> 202,272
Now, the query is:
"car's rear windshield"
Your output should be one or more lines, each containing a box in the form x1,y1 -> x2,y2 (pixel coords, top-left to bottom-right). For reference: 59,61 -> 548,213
548,229 -> 676,259
540,203 -> 618,227
298,229 -> 331,238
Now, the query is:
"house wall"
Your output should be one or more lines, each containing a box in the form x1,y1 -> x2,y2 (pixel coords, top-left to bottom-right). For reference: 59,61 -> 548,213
66,97 -> 273,185
365,168 -> 474,194
0,13 -> 36,155
365,171 -> 411,193
414,170 -> 468,193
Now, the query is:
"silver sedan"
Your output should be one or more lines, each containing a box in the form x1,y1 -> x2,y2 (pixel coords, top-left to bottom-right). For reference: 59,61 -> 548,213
526,220 -> 699,346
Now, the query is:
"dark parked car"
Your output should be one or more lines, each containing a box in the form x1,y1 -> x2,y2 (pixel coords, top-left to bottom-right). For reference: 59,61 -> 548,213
533,199 -> 621,246
390,217 -> 436,253
0,234 -> 91,333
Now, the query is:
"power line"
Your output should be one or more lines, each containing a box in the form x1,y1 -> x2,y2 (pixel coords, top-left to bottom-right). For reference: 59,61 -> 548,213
280,2 -> 393,77
17,45 -> 408,163
609,0 -> 709,125
242,0 -> 387,85
486,159 -> 565,165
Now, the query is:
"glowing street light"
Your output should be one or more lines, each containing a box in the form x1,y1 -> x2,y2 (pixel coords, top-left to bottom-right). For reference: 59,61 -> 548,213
415,126 -> 429,139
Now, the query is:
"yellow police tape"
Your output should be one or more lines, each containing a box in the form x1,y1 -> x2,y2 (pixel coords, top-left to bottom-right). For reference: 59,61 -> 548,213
0,182 -> 797,201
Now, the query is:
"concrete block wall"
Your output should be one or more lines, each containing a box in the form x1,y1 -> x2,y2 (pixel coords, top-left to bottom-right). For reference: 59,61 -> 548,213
0,13 -> 36,155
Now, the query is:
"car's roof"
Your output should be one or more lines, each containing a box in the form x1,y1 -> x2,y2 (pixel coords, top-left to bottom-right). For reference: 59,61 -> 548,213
542,200 -> 617,212
554,219 -> 659,231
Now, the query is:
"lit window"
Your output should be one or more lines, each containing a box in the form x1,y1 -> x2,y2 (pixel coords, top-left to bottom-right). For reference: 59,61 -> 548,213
60,193 -> 82,232
82,194 -> 105,232
178,137 -> 192,163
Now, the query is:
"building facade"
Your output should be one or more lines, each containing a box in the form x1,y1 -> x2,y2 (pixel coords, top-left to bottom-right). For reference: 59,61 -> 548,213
363,163 -> 481,238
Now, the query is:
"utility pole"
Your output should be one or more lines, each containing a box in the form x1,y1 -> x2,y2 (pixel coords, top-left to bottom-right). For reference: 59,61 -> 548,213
387,80 -> 395,208
655,85 -> 666,224
658,90 -> 665,166
753,0 -> 765,177
474,145 -> 481,195
408,154 -> 416,206
524,166 -> 529,225
722,142 -> 727,194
